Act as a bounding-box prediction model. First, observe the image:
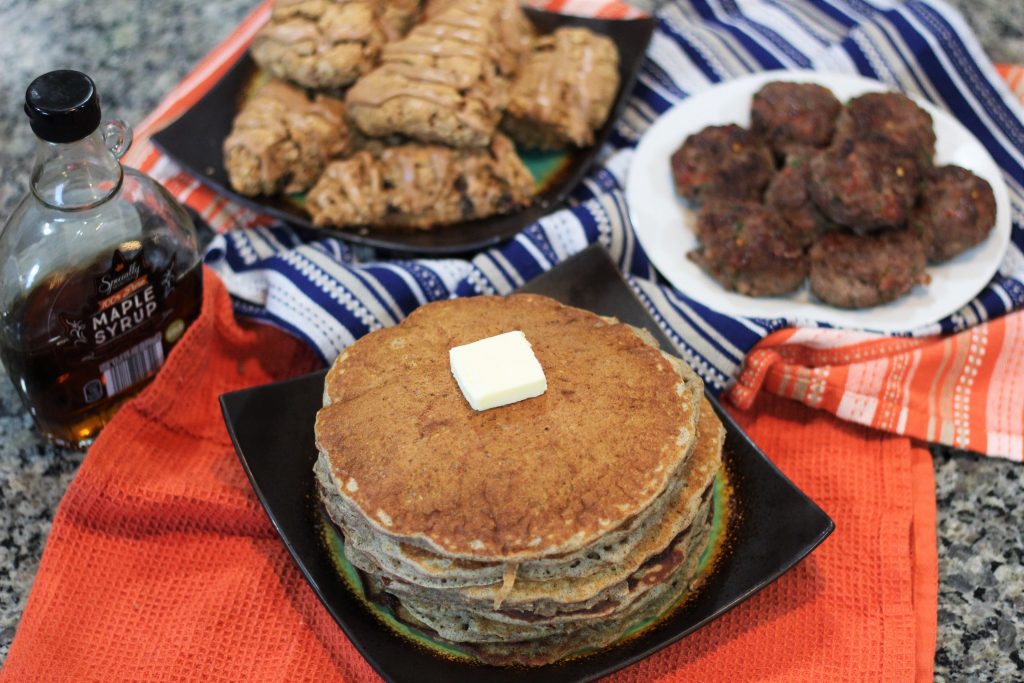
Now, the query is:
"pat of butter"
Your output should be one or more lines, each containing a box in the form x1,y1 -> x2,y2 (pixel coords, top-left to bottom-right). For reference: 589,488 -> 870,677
449,331 -> 547,411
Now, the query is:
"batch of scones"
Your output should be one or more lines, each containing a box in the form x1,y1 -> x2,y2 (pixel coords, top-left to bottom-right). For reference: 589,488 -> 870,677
224,0 -> 621,230
313,294 -> 725,665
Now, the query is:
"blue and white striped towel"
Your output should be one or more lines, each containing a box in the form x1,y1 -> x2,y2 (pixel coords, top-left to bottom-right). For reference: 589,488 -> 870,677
204,0 -> 1024,394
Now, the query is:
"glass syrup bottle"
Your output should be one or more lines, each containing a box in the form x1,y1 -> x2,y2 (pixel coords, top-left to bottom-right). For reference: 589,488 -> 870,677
0,70 -> 203,449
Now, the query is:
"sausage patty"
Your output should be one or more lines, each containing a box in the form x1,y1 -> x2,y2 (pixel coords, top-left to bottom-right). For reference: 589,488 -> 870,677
670,124 -> 775,204
750,81 -> 841,158
808,138 -> 920,230
765,149 -> 838,248
834,91 -> 936,165
809,228 -> 929,308
911,165 -> 997,263
689,200 -> 808,296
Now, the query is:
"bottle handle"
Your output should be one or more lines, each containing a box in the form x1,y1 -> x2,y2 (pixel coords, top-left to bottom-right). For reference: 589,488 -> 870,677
102,120 -> 133,159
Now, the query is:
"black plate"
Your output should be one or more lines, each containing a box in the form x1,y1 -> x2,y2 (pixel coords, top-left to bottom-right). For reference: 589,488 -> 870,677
153,10 -> 655,255
221,244 -> 834,682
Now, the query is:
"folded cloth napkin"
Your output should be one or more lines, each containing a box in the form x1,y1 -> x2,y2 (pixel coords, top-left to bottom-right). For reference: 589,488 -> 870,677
731,317 -> 1024,460
0,270 -> 937,682
125,0 -> 1024,460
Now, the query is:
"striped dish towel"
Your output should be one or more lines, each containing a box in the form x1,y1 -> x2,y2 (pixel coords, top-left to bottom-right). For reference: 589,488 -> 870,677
128,0 -> 1024,461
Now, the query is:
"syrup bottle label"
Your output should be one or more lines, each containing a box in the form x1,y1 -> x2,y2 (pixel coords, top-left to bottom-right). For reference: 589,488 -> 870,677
58,249 -> 174,353
0,245 -> 202,447
97,332 -> 165,399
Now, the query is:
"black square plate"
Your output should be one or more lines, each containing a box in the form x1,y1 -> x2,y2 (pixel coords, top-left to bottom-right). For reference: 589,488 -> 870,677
153,10 -> 655,255
221,244 -> 834,682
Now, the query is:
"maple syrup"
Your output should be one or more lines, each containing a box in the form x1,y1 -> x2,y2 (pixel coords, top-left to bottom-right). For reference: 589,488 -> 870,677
0,245 -> 202,447
0,70 -> 202,448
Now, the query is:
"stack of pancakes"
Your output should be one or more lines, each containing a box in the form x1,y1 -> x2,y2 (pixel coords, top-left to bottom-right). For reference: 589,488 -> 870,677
314,294 -> 724,666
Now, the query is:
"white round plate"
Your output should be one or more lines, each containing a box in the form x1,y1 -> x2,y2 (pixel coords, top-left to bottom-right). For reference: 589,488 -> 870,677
626,71 -> 1012,332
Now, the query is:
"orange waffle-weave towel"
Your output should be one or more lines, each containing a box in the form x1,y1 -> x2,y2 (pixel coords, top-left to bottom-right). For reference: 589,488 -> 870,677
1,270 -> 936,681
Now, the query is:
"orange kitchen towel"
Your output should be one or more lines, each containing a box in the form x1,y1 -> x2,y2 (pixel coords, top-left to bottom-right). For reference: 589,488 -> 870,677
1,270 -> 937,681
731,316 -> 1024,462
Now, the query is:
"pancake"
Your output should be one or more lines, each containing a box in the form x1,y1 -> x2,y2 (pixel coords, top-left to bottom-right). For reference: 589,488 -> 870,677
352,398 -> 722,642
376,501 -> 715,665
314,350 -> 706,592
325,397 -> 722,613
458,516 -> 714,667
313,294 -> 726,666
315,294 -> 703,562
395,501 -> 713,646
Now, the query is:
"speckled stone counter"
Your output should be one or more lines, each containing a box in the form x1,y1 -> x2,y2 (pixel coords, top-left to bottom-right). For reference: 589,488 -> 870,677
0,0 -> 1022,678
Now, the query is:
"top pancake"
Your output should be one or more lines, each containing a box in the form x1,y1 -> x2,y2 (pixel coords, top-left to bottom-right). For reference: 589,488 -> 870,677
314,294 -> 702,561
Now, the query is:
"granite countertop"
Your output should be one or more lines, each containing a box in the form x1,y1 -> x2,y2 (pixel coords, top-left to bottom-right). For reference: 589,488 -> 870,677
0,0 -> 1022,679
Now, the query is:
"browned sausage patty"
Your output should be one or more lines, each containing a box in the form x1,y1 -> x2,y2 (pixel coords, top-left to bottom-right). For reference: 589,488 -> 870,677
689,200 -> 808,296
809,228 -> 929,308
834,91 -> 936,165
808,138 -> 920,230
911,165 -> 997,263
750,81 -> 841,158
765,149 -> 838,248
670,124 -> 774,203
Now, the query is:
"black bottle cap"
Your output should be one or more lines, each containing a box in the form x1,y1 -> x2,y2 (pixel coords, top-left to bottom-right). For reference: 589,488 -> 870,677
24,70 -> 102,144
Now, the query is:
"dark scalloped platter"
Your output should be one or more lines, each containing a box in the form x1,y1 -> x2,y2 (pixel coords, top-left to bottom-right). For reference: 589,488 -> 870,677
152,10 -> 655,255
220,244 -> 835,683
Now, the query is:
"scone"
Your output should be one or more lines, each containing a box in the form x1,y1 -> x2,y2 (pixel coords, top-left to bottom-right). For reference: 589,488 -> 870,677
379,0 -> 422,40
503,27 -> 620,150
305,133 -> 535,229
345,0 -> 532,147
421,0 -> 532,77
251,0 -> 386,90
223,79 -> 350,196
